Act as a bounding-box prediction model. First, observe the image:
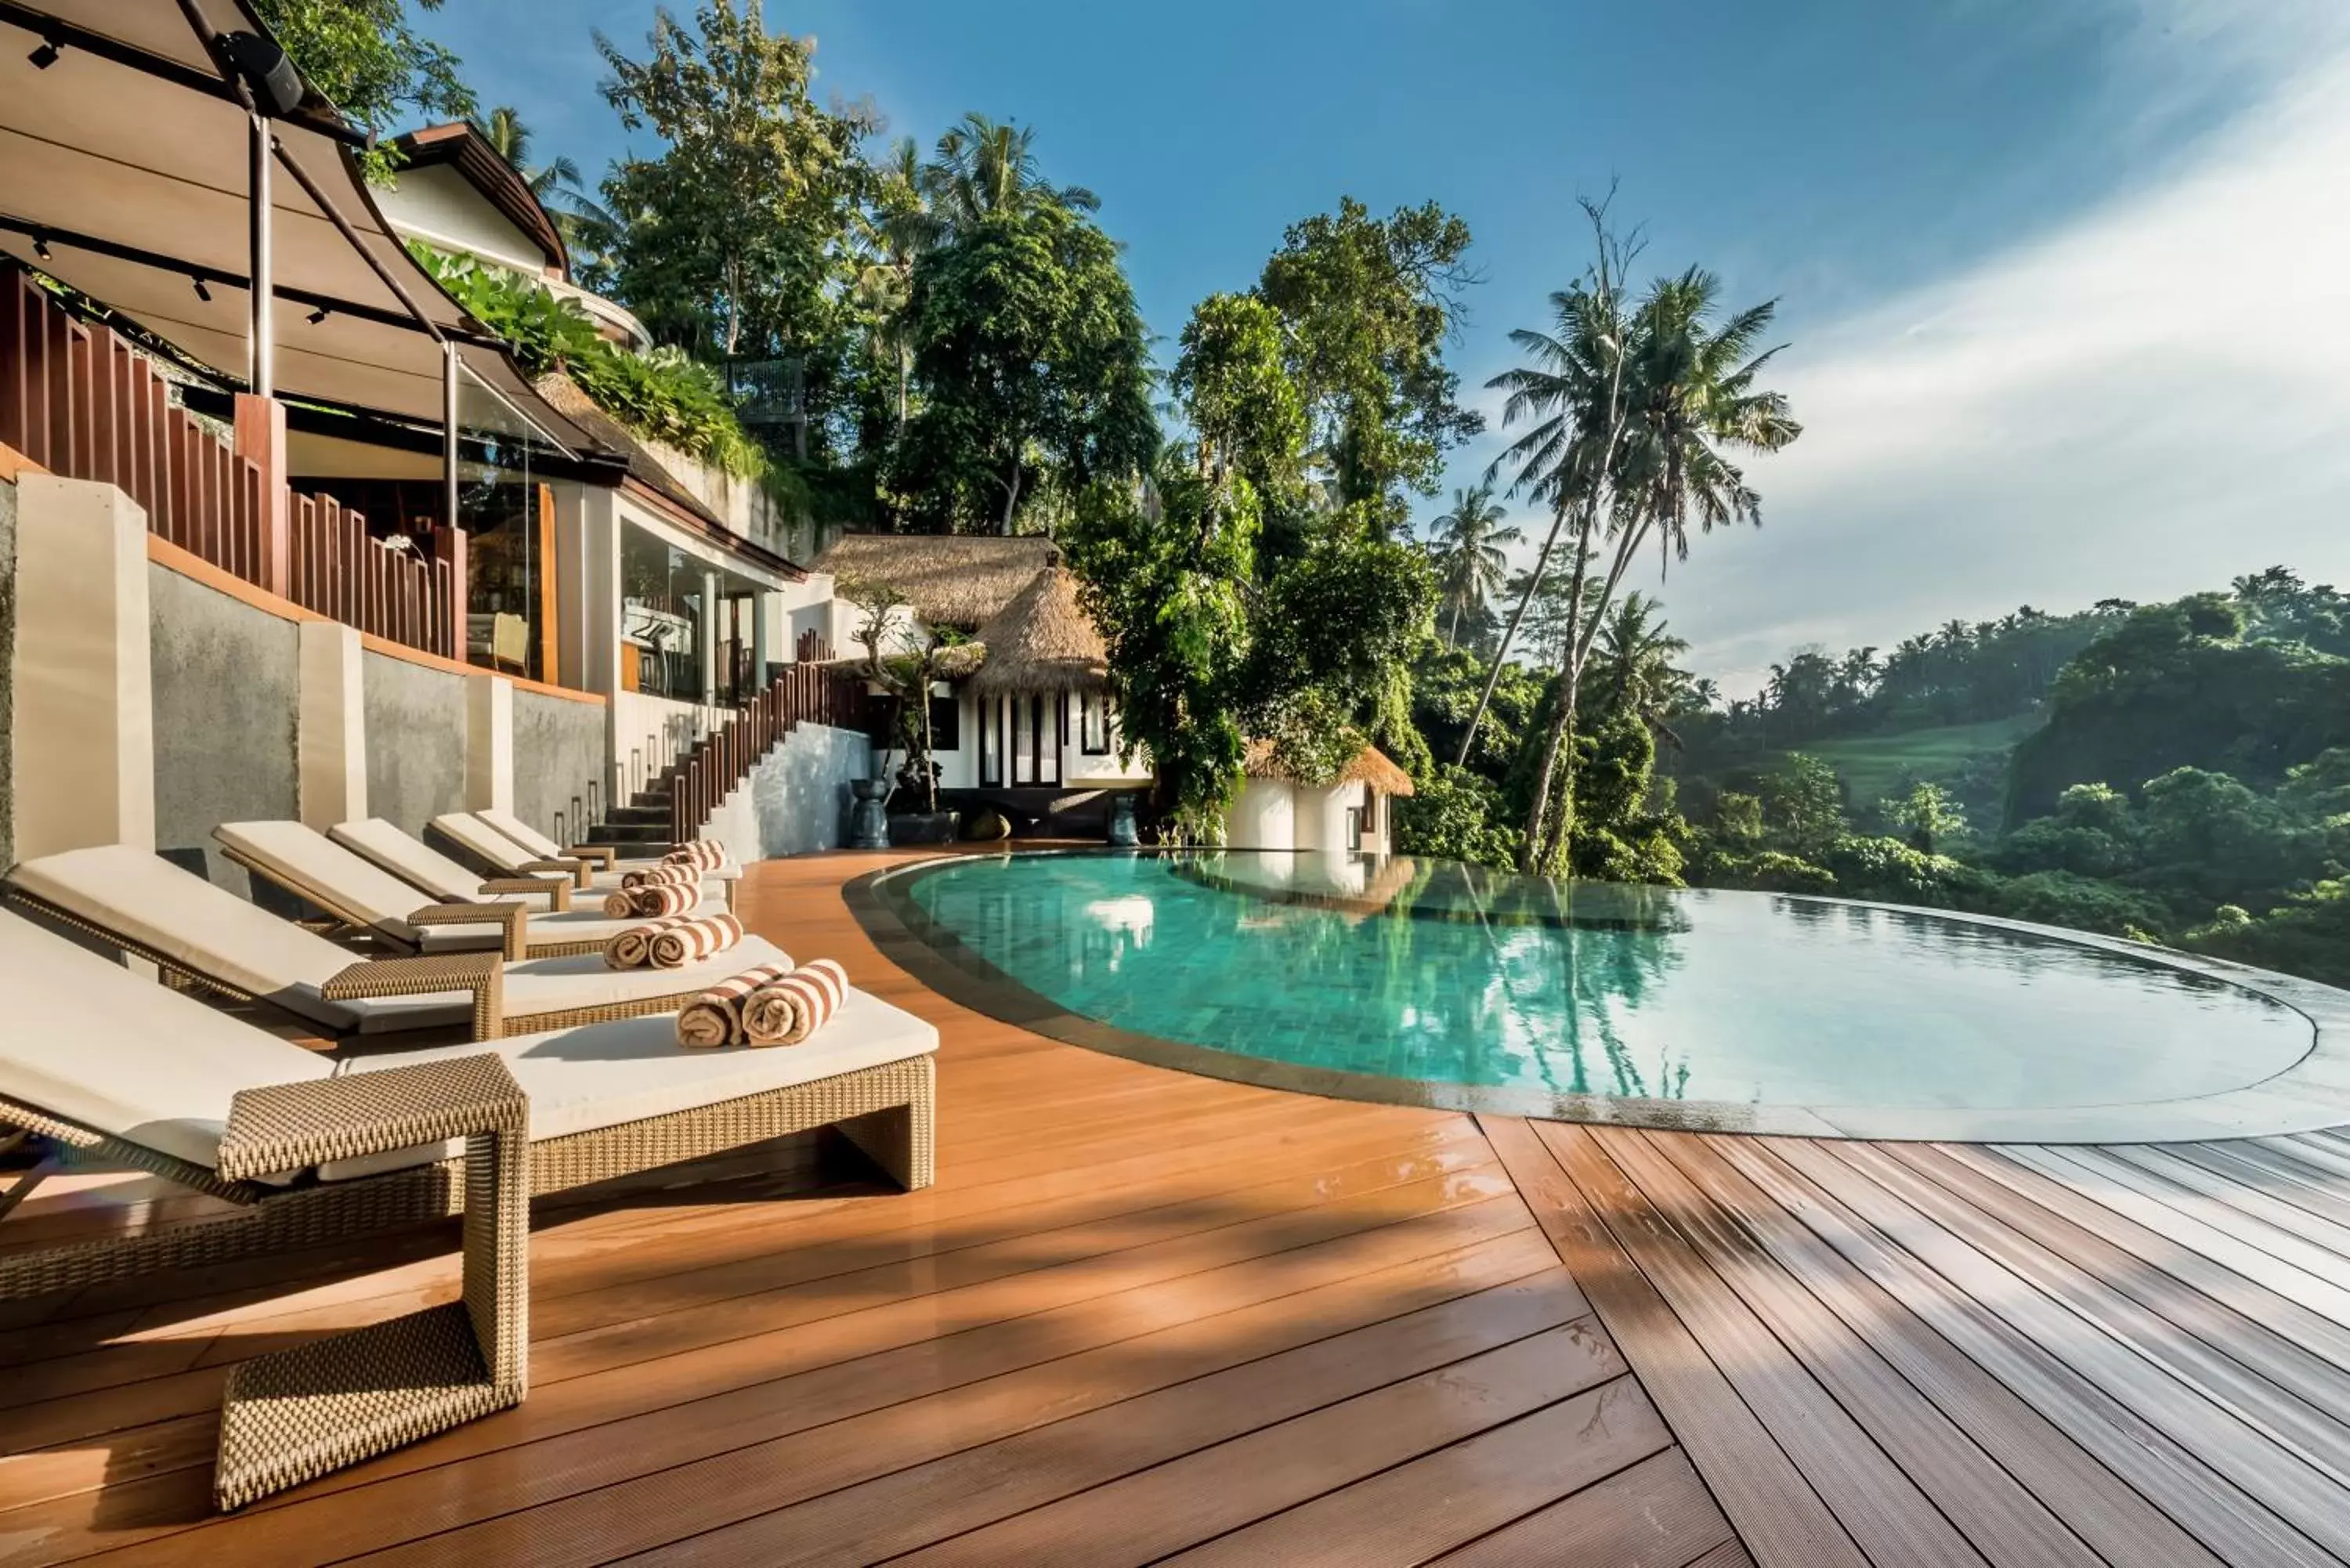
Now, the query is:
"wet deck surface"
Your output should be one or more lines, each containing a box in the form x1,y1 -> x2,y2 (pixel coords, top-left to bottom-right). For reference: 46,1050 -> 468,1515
2,850 -> 2345,1565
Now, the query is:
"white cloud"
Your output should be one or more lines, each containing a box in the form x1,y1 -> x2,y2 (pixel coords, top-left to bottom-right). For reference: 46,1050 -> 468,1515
1593,4 -> 2350,697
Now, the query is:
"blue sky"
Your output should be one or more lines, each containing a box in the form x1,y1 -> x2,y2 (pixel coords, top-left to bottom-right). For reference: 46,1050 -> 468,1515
422,0 -> 2350,692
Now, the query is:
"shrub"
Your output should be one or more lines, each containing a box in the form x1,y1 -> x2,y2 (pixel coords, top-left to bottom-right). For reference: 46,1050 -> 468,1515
1393,765 -> 1522,870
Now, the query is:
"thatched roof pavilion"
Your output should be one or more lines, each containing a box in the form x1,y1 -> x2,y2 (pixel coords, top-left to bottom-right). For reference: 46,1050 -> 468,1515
1241,741 -> 1416,797
809,534 -> 1061,630
968,568 -> 1108,695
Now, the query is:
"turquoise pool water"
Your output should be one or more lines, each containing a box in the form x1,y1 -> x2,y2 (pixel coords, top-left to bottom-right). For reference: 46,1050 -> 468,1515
892,851 -> 2316,1115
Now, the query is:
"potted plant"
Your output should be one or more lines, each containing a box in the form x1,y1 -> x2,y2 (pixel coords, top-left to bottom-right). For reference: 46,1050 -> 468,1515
847,579 -> 964,846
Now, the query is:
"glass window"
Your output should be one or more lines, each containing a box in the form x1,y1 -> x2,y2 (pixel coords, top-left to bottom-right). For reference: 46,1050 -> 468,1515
928,689 -> 960,752
620,524 -> 703,702
980,695 -> 1002,786
1079,691 -> 1110,754
1012,694 -> 1036,784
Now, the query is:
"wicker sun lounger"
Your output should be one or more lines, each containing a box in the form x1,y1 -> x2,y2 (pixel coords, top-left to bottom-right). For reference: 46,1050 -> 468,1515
474,806 -> 747,889
213,822 -> 718,961
432,812 -> 740,907
5,844 -> 794,1041
327,817 -> 725,916
0,906 -> 935,1288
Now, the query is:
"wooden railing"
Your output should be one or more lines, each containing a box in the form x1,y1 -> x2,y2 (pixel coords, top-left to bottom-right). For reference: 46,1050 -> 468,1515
0,266 -> 457,658
671,663 -> 868,845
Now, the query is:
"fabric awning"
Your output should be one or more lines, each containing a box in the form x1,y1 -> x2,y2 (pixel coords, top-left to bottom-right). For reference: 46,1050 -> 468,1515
0,0 -> 601,453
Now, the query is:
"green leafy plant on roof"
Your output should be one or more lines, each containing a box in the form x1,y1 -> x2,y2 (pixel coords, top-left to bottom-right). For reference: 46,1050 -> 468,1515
408,240 -> 769,482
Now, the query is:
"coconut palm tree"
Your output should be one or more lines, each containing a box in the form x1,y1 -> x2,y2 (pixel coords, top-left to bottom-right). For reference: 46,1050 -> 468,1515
922,113 -> 1097,234
1593,591 -> 1690,717
1484,235 -> 1801,873
1426,484 -> 1520,646
476,105 -> 619,270
851,135 -> 938,436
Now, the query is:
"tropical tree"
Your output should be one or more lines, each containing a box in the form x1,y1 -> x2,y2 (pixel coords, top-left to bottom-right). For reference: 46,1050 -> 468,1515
892,201 -> 1157,532
922,114 -> 1099,233
849,135 -> 937,439
1481,201 -> 1800,873
1592,591 -> 1690,719
592,1 -> 864,363
1426,484 -> 1519,646
255,0 -> 474,181
1256,197 -> 1484,539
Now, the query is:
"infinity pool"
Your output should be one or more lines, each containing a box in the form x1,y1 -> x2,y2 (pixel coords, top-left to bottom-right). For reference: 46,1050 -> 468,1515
874,851 -> 2333,1139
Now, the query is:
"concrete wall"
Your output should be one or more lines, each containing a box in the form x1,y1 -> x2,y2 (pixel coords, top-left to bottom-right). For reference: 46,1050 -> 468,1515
149,564 -> 299,892
0,478 -> 15,872
512,688 -> 606,847
703,721 -> 870,862
363,651 -> 467,836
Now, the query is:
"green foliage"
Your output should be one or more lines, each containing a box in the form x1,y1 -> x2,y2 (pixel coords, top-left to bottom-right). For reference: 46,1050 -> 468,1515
1817,836 -> 1977,905
1879,780 -> 1966,854
255,0 -> 474,182
1411,644 -> 1542,779
1257,197 -> 1484,529
1755,754 -> 1846,858
2182,880 -> 2350,987
2138,766 -> 2326,908
1392,766 -> 1522,869
1986,871 -> 2171,941
1172,294 -> 1307,504
592,0 -> 863,364
892,203 -> 1157,531
2006,591 -> 2350,824
411,244 -> 772,481
1062,467 -> 1256,840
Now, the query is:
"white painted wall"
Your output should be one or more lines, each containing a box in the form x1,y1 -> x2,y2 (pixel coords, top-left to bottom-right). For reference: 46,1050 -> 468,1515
1296,782 -> 1358,855
376,163 -> 551,276
1224,779 -> 1296,851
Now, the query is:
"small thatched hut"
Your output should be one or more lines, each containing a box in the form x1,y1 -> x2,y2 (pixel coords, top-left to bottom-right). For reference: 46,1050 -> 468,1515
804,534 -> 1146,792
1226,742 -> 1415,855
968,567 -> 1115,786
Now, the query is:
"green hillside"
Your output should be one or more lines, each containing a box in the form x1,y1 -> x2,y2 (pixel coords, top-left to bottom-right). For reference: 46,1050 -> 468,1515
1789,714 -> 2041,807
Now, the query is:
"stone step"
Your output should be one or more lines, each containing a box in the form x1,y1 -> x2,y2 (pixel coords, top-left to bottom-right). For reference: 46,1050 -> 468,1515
586,822 -> 674,845
604,804 -> 671,826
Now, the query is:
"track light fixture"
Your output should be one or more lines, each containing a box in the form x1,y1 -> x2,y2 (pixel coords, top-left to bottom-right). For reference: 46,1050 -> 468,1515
307,305 -> 330,325
31,232 -> 51,261
27,33 -> 61,70
192,275 -> 212,303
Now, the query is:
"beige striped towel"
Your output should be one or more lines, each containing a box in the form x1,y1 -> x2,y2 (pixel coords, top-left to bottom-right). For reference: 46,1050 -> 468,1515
664,839 -> 731,872
675,959 -> 796,1047
602,914 -> 689,970
649,912 -> 744,969
740,958 -> 848,1046
620,862 -> 700,891
602,880 -> 699,919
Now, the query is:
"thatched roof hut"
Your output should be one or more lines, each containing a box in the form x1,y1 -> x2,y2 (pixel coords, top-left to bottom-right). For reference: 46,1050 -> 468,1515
968,568 -> 1109,695
1241,740 -> 1416,797
809,534 -> 1061,630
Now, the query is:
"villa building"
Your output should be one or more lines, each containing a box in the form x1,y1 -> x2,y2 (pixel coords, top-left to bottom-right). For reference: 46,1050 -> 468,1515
808,533 -> 1150,827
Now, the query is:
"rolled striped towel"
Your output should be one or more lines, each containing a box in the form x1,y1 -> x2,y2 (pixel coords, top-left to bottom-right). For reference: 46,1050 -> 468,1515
664,839 -> 731,873
649,912 -> 744,969
602,880 -> 698,919
741,958 -> 849,1046
620,862 -> 700,891
602,914 -> 690,970
674,959 -> 796,1048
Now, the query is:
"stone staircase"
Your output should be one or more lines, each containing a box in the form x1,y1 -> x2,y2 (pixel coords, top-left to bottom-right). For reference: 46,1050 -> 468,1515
576,774 -> 679,858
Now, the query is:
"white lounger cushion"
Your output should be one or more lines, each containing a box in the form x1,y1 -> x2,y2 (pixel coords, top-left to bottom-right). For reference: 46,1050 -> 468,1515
476,807 -> 743,882
328,818 -> 560,908
326,988 -> 936,1180
6,843 -> 790,1035
215,822 -> 724,952
0,909 -> 331,1171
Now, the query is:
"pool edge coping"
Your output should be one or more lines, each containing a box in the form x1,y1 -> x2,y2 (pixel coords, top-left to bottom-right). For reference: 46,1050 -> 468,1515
844,849 -> 2350,1146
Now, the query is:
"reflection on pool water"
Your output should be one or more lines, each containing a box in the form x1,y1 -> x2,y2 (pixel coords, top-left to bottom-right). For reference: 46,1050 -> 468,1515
897,851 -> 2316,1114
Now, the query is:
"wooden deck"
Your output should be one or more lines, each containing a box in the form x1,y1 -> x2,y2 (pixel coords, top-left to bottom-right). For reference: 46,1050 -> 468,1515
3,850 -> 2348,1565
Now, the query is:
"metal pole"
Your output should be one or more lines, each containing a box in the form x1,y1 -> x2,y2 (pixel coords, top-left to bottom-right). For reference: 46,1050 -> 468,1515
248,113 -> 273,397
443,340 -> 460,530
